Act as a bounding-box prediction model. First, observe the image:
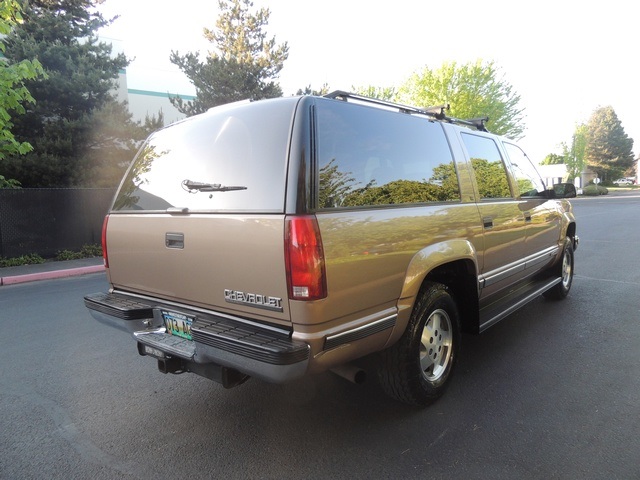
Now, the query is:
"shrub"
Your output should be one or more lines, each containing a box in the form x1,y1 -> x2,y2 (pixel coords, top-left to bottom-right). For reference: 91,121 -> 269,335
55,244 -> 102,261
582,185 -> 608,196
55,250 -> 83,261
80,244 -> 103,257
0,244 -> 103,267
0,254 -> 46,267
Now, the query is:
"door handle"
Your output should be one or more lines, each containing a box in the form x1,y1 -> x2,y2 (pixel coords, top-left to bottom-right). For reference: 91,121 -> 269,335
166,232 -> 184,249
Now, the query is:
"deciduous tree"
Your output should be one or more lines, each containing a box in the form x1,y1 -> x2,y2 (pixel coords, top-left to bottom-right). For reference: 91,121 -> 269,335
540,153 -> 565,165
353,86 -> 397,101
562,123 -> 587,181
397,60 -> 525,139
0,0 -> 46,187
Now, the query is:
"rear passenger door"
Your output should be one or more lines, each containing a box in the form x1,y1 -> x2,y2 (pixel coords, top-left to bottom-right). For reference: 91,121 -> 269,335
460,132 -> 527,299
313,99 -> 478,322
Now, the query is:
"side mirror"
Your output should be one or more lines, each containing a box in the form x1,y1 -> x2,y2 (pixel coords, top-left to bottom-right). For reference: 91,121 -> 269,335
552,183 -> 577,198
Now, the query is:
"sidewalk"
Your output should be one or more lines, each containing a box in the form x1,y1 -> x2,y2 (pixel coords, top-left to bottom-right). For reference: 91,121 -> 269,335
0,257 -> 105,286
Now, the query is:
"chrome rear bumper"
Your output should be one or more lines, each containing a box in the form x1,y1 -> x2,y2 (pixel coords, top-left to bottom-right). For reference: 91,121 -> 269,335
84,292 -> 310,384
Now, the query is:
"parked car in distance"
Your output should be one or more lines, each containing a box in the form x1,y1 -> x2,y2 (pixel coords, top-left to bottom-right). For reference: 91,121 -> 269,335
85,91 -> 578,406
613,177 -> 635,185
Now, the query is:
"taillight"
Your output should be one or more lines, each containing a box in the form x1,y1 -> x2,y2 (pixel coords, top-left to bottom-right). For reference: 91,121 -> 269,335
285,216 -> 327,300
101,215 -> 109,268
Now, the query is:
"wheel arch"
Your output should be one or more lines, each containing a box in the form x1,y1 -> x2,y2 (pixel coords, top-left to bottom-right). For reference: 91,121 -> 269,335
387,241 -> 480,347
423,260 -> 479,334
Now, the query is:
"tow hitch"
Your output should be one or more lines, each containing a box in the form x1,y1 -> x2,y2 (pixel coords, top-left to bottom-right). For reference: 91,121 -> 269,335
136,342 -> 248,388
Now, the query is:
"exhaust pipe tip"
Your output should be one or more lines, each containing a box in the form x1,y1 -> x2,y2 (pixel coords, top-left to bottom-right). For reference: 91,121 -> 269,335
331,364 -> 367,385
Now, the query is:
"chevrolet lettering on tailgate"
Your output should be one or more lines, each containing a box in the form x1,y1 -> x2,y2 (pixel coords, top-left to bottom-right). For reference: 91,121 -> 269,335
224,289 -> 283,312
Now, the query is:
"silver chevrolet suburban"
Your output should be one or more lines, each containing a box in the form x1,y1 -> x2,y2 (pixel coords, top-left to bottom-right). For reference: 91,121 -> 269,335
85,91 -> 578,406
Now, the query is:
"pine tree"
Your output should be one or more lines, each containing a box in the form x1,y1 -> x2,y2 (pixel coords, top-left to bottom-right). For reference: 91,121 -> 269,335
584,106 -> 634,182
2,0 -> 151,187
170,0 -> 289,116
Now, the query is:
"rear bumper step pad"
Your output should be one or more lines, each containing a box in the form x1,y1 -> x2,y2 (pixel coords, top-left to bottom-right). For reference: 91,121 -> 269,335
192,319 -> 309,366
84,292 -> 153,320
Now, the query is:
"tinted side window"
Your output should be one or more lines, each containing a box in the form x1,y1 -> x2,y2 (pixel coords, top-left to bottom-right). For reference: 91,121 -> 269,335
316,100 -> 459,208
461,133 -> 512,199
503,142 -> 546,197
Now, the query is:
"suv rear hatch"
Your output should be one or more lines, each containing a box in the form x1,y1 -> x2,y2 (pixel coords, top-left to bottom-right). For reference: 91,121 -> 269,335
104,98 -> 301,326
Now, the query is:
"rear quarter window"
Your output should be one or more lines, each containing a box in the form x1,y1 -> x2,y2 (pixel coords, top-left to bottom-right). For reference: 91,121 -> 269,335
113,98 -> 298,213
316,100 -> 459,208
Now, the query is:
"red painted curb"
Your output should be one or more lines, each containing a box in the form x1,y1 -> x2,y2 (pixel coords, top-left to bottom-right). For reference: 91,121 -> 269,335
0,265 -> 105,286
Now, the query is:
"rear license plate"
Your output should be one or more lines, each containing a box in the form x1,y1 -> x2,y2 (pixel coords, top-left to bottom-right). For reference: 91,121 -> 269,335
161,310 -> 193,340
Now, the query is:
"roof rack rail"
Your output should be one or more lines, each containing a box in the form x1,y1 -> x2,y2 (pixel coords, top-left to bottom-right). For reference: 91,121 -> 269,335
323,90 -> 489,132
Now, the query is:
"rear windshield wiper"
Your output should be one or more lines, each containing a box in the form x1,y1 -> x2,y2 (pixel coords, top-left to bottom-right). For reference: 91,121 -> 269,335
182,179 -> 247,193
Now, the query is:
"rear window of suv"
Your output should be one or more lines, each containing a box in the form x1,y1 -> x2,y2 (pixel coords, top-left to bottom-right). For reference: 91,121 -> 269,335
113,98 -> 297,213
316,99 -> 459,208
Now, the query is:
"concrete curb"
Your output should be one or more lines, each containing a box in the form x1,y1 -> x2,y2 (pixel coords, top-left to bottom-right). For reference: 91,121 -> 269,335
0,264 -> 105,286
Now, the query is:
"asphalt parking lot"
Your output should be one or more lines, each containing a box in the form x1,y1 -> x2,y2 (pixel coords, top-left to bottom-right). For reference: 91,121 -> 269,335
1,192 -> 639,479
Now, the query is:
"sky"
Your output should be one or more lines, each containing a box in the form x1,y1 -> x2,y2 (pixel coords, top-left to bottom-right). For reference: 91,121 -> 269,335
96,0 -> 639,164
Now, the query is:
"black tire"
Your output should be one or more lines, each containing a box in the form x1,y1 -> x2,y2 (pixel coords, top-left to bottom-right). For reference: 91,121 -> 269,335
378,282 -> 460,407
543,237 -> 574,300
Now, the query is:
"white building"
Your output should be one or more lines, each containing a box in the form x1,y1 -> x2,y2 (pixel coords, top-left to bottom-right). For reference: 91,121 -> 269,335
537,164 -> 569,187
115,69 -> 194,126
